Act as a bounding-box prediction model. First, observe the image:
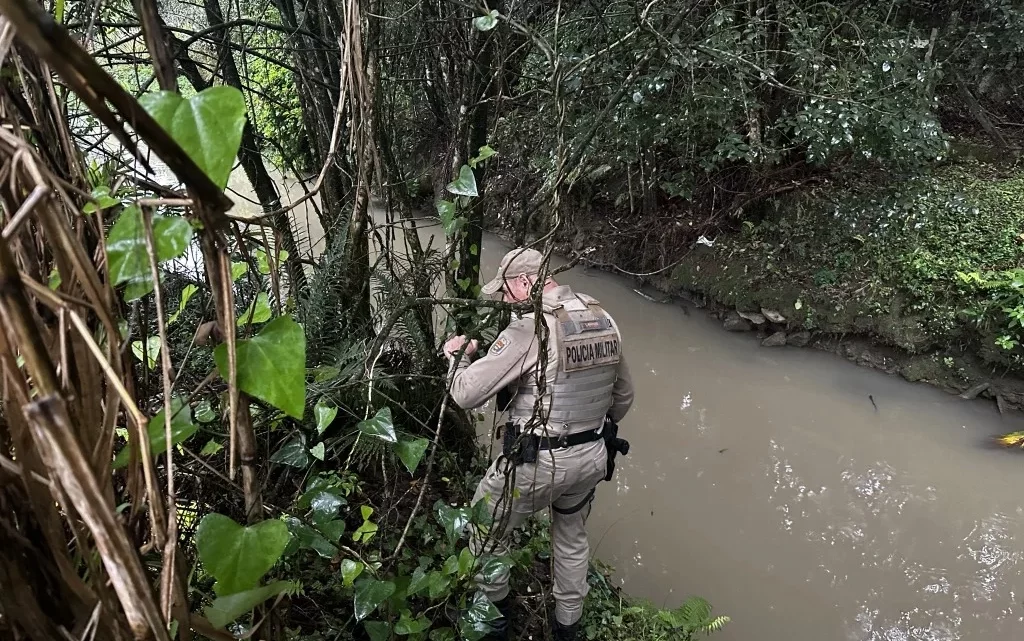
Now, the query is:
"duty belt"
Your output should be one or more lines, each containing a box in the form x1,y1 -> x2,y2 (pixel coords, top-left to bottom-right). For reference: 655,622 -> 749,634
500,419 -> 630,516
502,423 -> 605,452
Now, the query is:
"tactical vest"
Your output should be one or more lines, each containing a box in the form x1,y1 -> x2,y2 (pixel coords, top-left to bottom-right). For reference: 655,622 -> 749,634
509,292 -> 622,435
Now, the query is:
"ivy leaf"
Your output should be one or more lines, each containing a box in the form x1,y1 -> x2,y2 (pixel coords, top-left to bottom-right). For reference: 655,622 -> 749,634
436,199 -> 456,219
395,612 -> 431,635
427,571 -> 450,599
131,335 -> 162,370
298,474 -> 347,510
468,145 -> 497,168
442,554 -> 459,576
205,580 -> 298,629
195,513 -> 290,596
430,628 -> 456,641
269,433 -> 311,468
214,316 -> 306,419
315,399 -> 338,435
364,621 -> 392,641
255,248 -> 290,275
446,165 -> 478,197
435,501 -> 471,544
310,442 -> 325,461
352,505 -> 379,543
437,199 -> 462,236
48,268 -> 62,290
237,292 -> 272,326
341,559 -> 364,588
317,519 -> 345,542
82,185 -> 119,214
470,496 -> 493,526
395,436 -> 429,474
457,547 -> 475,577
357,407 -> 397,443
195,399 -> 217,423
169,284 -> 198,325
310,491 -> 344,524
112,396 -> 196,469
478,557 -> 512,584
231,261 -> 248,282
139,86 -> 247,189
284,516 -> 336,558
106,205 -> 192,301
459,592 -> 501,641
407,567 -> 430,596
200,439 -> 224,456
473,9 -> 499,32
353,579 -> 396,621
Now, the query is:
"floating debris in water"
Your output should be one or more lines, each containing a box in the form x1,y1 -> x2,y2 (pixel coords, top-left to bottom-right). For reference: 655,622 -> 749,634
994,431 -> 1024,448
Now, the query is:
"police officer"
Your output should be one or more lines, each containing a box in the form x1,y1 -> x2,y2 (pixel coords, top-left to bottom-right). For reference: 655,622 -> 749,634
443,247 -> 634,641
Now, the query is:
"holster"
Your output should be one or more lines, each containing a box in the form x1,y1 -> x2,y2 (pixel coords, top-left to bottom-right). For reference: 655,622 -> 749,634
601,417 -> 630,482
502,421 -> 537,465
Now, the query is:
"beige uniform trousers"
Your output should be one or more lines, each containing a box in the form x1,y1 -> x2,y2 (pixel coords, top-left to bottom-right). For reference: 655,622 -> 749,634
469,438 -> 607,626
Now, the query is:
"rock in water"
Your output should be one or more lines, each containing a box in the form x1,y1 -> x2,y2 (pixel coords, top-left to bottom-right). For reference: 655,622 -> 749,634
787,331 -> 812,347
762,308 -> 787,324
737,310 -> 766,325
723,312 -> 753,332
762,331 -> 788,347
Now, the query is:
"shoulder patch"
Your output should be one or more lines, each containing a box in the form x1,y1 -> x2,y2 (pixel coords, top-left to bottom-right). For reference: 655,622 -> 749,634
489,336 -> 511,356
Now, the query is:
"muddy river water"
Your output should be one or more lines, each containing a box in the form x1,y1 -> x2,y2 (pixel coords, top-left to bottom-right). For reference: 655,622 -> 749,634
174,161 -> 1024,640
464,231 -> 1024,641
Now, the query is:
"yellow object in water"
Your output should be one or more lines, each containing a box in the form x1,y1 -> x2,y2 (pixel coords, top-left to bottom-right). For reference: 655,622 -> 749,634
994,431 -> 1024,448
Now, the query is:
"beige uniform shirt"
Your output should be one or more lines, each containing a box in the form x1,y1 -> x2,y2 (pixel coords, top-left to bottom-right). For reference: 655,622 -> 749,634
448,289 -> 635,423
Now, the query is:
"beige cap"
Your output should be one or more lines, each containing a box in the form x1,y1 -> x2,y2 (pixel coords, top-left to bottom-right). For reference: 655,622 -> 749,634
480,247 -> 545,295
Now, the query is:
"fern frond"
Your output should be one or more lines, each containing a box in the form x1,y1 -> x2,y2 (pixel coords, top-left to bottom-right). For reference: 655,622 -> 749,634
679,596 -> 712,624
700,615 -> 730,634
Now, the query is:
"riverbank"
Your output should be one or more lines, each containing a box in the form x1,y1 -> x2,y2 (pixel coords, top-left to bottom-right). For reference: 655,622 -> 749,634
497,159 -> 1024,415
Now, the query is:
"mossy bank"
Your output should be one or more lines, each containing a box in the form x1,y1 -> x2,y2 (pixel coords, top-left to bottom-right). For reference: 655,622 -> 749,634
515,159 -> 1024,414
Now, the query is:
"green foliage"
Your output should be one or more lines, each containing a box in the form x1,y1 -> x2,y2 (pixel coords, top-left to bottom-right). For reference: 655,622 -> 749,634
447,165 -> 479,197
214,315 -> 307,419
314,398 -> 337,434
195,513 -> 290,596
582,564 -> 729,641
168,284 -> 198,325
237,291 -> 273,326
82,185 -> 119,214
112,397 -> 196,469
354,578 -> 396,621
473,10 -> 499,32
105,205 -> 192,301
131,335 -> 162,370
139,86 -> 247,189
956,268 -> 1024,351
206,581 -> 300,629
674,162 -> 1024,364
395,436 -> 430,474
242,6 -> 307,168
270,432 -> 312,468
357,407 -> 398,443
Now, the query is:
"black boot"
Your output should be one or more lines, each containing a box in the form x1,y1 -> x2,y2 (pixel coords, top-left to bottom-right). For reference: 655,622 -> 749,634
553,620 -> 579,641
485,596 -> 513,641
